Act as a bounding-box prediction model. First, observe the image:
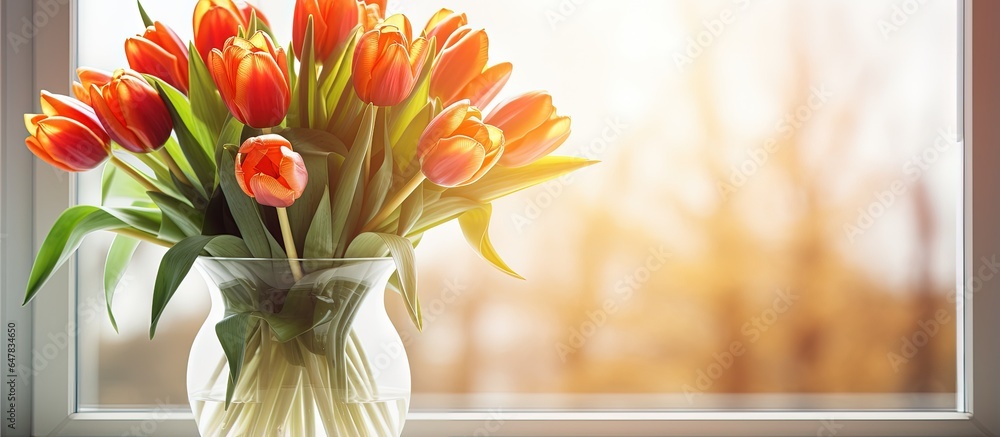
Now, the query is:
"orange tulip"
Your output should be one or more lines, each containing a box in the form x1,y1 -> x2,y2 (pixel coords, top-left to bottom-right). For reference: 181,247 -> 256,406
208,31 -> 290,129
352,16 -> 428,106
72,67 -> 112,106
361,2 -> 382,31
485,91 -> 571,167
234,134 -> 308,208
89,69 -> 173,154
193,0 -> 270,63
126,21 -> 190,94
24,92 -> 110,172
430,27 -> 511,108
292,0 -> 363,62
423,8 -> 467,53
362,0 -> 386,15
417,99 -> 504,187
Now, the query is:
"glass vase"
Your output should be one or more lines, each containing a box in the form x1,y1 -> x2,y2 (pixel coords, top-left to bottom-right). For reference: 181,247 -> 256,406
186,257 -> 410,436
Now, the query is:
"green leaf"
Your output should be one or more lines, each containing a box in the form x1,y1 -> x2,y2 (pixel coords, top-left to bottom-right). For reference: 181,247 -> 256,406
132,151 -> 185,200
25,206 -> 161,304
408,195 -> 479,237
163,136 -> 208,201
218,149 -> 286,258
277,127 -> 344,251
458,204 -> 523,279
362,109 -> 393,224
103,235 -> 141,332
397,182 -> 423,236
445,156 -> 598,203
146,75 -> 217,193
294,17 -> 322,129
214,116 -> 244,166
392,102 -> 434,177
189,42 -> 227,139
345,232 -> 422,330
216,312 -> 258,408
136,0 -> 153,28
150,235 -> 250,338
322,27 -> 362,121
330,105 -> 375,257
148,191 -> 204,237
304,188 -> 333,258
279,127 -> 349,156
203,235 -> 253,258
102,161 -> 149,205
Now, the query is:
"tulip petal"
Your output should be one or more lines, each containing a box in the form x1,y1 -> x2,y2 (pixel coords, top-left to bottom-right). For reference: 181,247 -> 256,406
418,100 -> 470,156
25,135 -> 74,172
421,135 -> 485,187
369,42 -> 415,106
484,91 -> 553,143
279,147 -> 309,195
34,117 -> 109,171
431,28 -> 488,104
499,116 -> 571,167
353,29 -> 382,99
232,52 -> 290,127
249,173 -> 297,207
460,62 -> 512,108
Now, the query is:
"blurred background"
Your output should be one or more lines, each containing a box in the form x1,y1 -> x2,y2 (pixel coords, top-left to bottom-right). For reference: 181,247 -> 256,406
75,0 -> 960,410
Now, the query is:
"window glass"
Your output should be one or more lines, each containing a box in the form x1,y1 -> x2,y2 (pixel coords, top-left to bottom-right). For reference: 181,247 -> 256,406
77,0 -> 960,411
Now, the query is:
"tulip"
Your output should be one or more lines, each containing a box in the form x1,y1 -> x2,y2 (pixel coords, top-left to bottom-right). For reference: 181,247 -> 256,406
485,91 -> 571,167
362,0 -> 386,15
72,67 -> 112,106
417,99 -> 504,187
234,134 -> 308,208
292,0 -> 363,62
423,8 -> 467,53
125,21 -> 190,94
24,92 -> 110,172
352,16 -> 428,106
193,0 -> 270,63
430,27 -> 511,108
208,31 -> 290,129
89,69 -> 173,154
361,2 -> 383,31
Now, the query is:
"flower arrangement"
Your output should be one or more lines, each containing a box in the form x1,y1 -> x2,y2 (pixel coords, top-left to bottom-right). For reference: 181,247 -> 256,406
22,0 -> 592,434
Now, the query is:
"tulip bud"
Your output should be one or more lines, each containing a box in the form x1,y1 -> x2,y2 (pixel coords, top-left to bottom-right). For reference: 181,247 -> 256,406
24,92 -> 111,172
417,100 -> 504,187
361,2 -> 383,31
423,8 -> 467,53
430,27 -> 511,108
485,91 -> 571,167
293,0 -> 363,62
352,16 -> 429,106
126,21 -> 191,94
193,0 -> 271,63
89,69 -> 174,154
209,31 -> 290,129
234,134 -> 308,208
72,67 -> 112,106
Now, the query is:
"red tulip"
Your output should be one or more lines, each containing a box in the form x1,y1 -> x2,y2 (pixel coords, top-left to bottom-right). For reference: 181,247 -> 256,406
430,27 -> 511,108
417,99 -> 504,187
24,92 -> 110,172
126,21 -> 190,94
208,31 -> 290,128
485,91 -> 571,167
293,0 -> 363,62
234,134 -> 308,207
352,16 -> 428,106
193,0 -> 270,63
72,67 -> 112,106
89,69 -> 173,154
423,8 -> 467,53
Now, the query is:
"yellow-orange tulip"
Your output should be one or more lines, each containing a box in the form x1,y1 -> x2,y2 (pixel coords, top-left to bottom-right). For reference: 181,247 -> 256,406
430,26 -> 511,108
24,92 -> 110,172
235,134 -> 308,208
485,91 -> 571,167
361,2 -> 382,31
193,0 -> 270,63
417,99 -> 504,187
423,8 -> 467,53
362,0 -> 386,14
89,69 -> 174,154
292,0 -> 363,62
352,17 -> 428,106
72,67 -> 112,106
208,31 -> 290,129
126,21 -> 190,94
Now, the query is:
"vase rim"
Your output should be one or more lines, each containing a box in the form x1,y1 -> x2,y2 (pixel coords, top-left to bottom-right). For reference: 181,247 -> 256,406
198,256 -> 393,262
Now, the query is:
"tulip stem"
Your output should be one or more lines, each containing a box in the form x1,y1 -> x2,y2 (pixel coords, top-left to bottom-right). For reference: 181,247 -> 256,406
276,207 -> 303,281
360,172 -> 425,233
156,148 -> 192,186
111,227 -> 173,248
109,155 -> 160,193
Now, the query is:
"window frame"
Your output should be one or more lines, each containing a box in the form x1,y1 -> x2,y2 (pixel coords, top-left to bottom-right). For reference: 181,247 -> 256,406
2,0 -> 996,435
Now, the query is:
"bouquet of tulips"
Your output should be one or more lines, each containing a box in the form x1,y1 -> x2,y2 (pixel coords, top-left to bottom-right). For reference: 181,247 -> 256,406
22,0 -> 590,424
